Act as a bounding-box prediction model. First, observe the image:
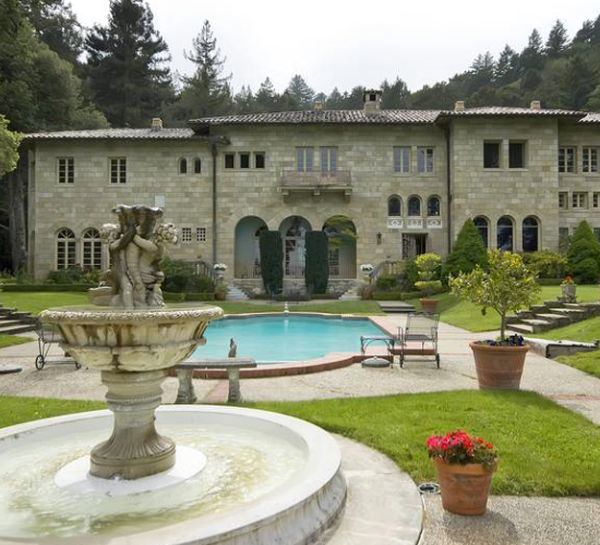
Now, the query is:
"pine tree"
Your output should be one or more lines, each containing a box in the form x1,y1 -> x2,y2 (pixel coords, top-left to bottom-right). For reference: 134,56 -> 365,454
494,45 -> 519,84
255,77 -> 278,111
286,74 -> 314,109
567,220 -> 600,283
381,77 -> 409,108
519,29 -> 544,72
175,20 -> 232,119
545,20 -> 568,58
85,0 -> 174,127
0,115 -> 21,177
560,54 -> 596,109
444,219 -> 488,279
326,87 -> 344,109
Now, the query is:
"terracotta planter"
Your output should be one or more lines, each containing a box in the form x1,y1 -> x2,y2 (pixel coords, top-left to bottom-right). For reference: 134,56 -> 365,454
434,459 -> 496,515
469,342 -> 529,390
420,298 -> 438,314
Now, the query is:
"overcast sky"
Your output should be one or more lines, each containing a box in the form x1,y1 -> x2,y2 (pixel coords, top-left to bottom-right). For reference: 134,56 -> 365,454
69,0 -> 599,95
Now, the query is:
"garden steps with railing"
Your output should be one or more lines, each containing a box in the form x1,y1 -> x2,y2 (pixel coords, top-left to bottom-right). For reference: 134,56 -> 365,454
506,300 -> 600,334
0,305 -> 36,335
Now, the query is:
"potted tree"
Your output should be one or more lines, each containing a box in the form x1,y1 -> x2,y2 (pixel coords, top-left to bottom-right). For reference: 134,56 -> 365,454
449,250 -> 540,389
427,430 -> 497,515
414,253 -> 442,314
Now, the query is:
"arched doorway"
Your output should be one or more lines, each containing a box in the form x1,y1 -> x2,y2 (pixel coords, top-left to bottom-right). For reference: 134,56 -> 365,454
323,215 -> 357,278
522,216 -> 539,252
235,216 -> 267,278
279,216 -> 311,277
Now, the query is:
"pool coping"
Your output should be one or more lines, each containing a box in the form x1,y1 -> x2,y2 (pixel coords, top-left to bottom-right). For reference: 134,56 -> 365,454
169,313 -> 396,379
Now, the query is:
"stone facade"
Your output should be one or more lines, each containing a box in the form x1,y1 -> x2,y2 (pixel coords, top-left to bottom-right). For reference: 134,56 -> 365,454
24,103 -> 600,286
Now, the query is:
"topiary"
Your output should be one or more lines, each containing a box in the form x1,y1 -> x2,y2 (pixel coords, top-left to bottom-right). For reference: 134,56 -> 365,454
444,219 -> 488,281
305,231 -> 329,293
259,230 -> 283,296
567,220 -> 600,283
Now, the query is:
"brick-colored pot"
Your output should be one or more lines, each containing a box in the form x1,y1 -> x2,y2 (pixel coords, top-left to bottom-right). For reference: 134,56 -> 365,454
469,342 -> 529,390
434,459 -> 496,515
419,298 -> 438,314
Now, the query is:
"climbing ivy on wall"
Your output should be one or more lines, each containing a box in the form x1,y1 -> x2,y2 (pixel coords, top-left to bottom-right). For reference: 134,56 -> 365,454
305,231 -> 329,293
259,230 -> 283,296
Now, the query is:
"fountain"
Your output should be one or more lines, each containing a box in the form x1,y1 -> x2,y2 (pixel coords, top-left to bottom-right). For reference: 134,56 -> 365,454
0,205 -> 346,544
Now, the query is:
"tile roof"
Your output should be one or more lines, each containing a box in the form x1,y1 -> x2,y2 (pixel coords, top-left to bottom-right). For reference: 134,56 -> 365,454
439,106 -> 586,117
24,128 -> 199,140
189,109 -> 441,126
579,113 -> 600,123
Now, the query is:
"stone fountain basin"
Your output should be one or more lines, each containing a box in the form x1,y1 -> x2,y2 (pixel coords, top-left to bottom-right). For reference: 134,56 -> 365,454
0,405 -> 346,545
40,305 -> 223,372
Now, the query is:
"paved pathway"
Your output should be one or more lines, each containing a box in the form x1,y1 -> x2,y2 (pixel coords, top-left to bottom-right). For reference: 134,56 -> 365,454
1,317 -> 599,545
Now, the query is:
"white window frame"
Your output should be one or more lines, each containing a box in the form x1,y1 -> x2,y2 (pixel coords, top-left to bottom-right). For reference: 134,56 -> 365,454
181,227 -> 193,243
81,228 -> 102,270
558,147 -> 576,173
593,193 -> 600,209
393,146 -> 410,173
572,192 -> 587,209
583,147 -> 599,173
196,227 -> 206,242
417,147 -> 434,174
296,147 -> 314,172
57,157 -> 74,184
109,157 -> 127,184
558,192 -> 568,209
320,146 -> 337,174
56,228 -> 76,270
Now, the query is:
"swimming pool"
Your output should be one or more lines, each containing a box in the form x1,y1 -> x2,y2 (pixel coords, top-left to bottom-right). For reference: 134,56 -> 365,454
191,314 -> 386,363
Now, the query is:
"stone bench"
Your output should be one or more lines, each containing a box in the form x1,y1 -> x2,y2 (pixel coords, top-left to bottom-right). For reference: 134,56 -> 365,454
175,358 -> 257,404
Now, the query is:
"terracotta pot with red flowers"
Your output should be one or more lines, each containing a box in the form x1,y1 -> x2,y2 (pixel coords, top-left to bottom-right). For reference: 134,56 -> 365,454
426,430 -> 497,516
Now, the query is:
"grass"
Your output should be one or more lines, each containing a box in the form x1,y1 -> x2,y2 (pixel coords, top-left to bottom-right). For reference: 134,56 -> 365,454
0,292 -> 88,315
254,390 -> 600,496
555,352 -> 600,379
212,301 -> 383,316
2,391 -> 598,497
405,284 -> 600,333
0,335 -> 34,348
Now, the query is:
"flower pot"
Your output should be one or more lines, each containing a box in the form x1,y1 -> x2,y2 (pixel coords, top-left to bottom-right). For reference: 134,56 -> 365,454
434,459 -> 496,515
419,298 -> 438,314
469,342 -> 529,390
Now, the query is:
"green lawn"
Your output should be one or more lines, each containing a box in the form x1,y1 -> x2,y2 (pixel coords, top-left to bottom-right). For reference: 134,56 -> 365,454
555,351 -> 600,379
406,285 -> 600,333
2,391 -> 598,497
0,292 -> 88,315
0,335 -> 34,348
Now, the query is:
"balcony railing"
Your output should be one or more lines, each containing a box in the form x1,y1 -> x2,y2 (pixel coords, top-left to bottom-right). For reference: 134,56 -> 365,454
387,217 -> 443,229
280,169 -> 352,196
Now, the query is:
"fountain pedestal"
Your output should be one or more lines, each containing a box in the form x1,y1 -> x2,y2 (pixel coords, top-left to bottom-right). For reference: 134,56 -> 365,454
91,369 -> 175,479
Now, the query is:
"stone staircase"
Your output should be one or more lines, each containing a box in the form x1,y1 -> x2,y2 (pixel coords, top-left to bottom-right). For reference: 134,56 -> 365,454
376,301 -> 416,314
0,305 -> 37,335
506,300 -> 600,334
339,286 -> 361,301
225,284 -> 249,301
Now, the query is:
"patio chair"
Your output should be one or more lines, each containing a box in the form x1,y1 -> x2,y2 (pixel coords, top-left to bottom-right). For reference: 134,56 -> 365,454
389,312 -> 440,368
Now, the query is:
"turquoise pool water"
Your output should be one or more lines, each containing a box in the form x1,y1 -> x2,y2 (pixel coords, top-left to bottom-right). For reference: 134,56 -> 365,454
191,315 -> 385,363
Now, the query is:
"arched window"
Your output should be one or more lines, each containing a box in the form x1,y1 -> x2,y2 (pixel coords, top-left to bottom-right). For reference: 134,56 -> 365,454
82,228 -> 102,270
388,196 -> 401,216
56,228 -> 76,270
497,216 -> 514,251
408,196 -> 421,216
427,196 -> 440,216
473,216 -> 489,248
522,216 -> 539,252
178,158 -> 187,174
194,158 -> 202,174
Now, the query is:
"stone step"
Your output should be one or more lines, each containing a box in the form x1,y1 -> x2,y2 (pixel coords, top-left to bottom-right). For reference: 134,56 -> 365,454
0,323 -> 36,335
534,313 -> 571,324
506,323 -> 536,334
530,304 -> 549,313
0,308 -> 17,316
0,319 -> 22,327
377,301 -> 416,314
547,307 -> 587,319
544,300 -> 565,308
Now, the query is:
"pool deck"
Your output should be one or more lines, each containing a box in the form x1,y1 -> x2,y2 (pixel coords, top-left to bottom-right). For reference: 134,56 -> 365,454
1,314 -> 600,545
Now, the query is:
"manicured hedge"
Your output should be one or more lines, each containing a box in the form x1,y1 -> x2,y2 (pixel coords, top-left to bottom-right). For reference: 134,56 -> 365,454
305,231 -> 329,293
259,230 -> 283,296
163,292 -> 215,302
1,283 -> 94,292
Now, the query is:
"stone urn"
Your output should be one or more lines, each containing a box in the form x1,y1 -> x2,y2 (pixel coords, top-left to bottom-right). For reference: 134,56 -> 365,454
560,282 -> 577,303
469,342 -> 529,390
434,459 -> 496,515
41,304 -> 223,479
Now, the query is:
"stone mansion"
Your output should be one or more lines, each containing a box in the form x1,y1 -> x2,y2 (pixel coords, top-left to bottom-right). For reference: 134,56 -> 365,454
23,91 -> 600,291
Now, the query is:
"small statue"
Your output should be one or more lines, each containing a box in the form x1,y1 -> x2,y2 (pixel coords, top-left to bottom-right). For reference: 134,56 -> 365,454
228,338 -> 237,358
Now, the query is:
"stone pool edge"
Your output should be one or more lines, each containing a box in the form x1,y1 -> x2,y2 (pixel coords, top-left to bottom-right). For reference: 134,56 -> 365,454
167,313 -> 395,379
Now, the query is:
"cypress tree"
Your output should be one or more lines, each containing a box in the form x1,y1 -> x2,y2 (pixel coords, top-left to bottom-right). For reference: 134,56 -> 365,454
305,231 -> 329,294
259,231 -> 283,296
444,219 -> 488,279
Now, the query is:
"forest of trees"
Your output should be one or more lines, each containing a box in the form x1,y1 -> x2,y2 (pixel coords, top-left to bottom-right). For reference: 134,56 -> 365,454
2,0 -> 600,270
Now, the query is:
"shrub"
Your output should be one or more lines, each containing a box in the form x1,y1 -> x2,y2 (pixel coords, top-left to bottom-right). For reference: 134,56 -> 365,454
259,230 -> 283,296
415,253 -> 442,295
162,274 -> 214,293
161,257 -> 195,277
47,266 -> 85,284
568,221 -> 600,283
375,274 -> 398,291
522,250 -> 568,279
444,219 -> 488,280
305,231 -> 329,293
402,258 -> 419,290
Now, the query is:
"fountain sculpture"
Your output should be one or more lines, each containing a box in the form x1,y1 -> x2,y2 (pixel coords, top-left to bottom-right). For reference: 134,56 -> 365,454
0,204 -> 346,544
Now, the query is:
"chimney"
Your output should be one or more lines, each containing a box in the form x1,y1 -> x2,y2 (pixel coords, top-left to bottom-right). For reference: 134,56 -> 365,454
313,101 -> 323,111
454,100 -> 465,112
363,89 -> 382,114
530,100 -> 541,111
150,117 -> 163,131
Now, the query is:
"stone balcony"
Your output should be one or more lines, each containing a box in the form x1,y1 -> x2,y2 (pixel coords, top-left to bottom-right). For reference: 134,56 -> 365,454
387,217 -> 443,229
279,169 -> 352,198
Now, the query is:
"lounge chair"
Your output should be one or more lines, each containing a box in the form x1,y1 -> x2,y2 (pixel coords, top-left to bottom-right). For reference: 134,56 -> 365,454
389,312 -> 440,368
